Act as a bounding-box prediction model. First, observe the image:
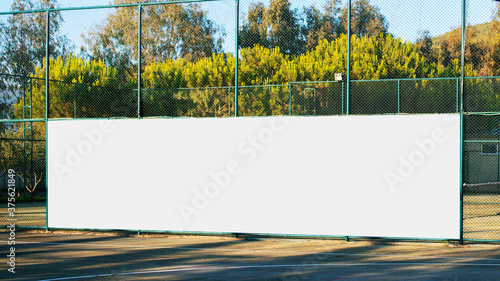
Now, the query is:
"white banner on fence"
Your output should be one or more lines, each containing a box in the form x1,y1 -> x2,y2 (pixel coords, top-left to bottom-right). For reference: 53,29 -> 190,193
48,114 -> 460,239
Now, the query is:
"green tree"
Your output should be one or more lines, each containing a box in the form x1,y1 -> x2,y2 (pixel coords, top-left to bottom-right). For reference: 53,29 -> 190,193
416,30 -> 437,65
433,28 -> 486,74
82,0 -> 224,75
142,53 -> 235,117
239,45 -> 288,85
340,0 -> 388,37
487,3 -> 500,76
491,41 -> 500,76
302,0 -> 343,52
240,0 -> 387,55
13,55 -> 126,119
0,0 -> 71,76
239,2 -> 268,49
240,0 -> 303,55
265,0 -> 303,56
301,6 -> 323,52
0,0 -> 71,120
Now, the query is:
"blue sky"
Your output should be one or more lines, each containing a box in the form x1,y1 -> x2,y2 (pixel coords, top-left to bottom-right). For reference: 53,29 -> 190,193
0,0 -> 497,53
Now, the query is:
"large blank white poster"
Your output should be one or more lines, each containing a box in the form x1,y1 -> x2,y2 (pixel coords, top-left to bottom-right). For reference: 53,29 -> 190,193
48,114 -> 460,239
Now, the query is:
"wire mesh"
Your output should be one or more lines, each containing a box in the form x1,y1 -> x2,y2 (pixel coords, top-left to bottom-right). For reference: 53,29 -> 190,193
465,77 -> 500,113
0,121 -> 46,227
291,82 -> 344,116
461,0 -> 500,241
350,80 -> 398,115
139,0 -> 236,117
142,87 -> 234,117
400,78 -> 459,114
238,85 -> 289,117
53,7 -> 137,119
463,114 -> 500,240
0,74 -> 31,120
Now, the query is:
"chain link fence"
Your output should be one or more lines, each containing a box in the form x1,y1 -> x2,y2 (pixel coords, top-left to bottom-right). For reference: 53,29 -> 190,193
462,0 -> 500,241
0,120 -> 46,227
0,0 -> 500,241
463,114 -> 500,241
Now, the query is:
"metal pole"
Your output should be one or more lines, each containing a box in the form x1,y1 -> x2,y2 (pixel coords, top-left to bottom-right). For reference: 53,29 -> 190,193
346,0 -> 351,115
461,1 -> 466,113
289,82 -> 292,115
45,10 -> 50,231
459,0 -> 466,245
137,5 -> 142,119
234,0 -> 239,117
45,11 -> 50,120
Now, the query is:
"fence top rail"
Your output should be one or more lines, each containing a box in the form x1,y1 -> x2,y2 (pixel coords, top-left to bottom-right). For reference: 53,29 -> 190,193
464,76 -> 500,80
142,86 -> 232,91
293,76 -> 500,84
141,84 -> 290,91
239,84 -> 290,88
0,0 -> 223,15
351,77 -> 461,83
290,81 -> 343,85
0,119 -> 46,123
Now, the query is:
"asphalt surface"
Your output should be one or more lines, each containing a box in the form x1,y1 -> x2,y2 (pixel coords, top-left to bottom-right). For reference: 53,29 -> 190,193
1,230 -> 500,280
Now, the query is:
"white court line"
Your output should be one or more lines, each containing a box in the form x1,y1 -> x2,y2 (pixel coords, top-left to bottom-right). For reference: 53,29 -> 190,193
38,262 -> 500,281
9,240 -> 500,263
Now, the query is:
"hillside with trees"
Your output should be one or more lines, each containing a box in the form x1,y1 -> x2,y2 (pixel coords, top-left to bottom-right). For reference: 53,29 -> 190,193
416,6 -> 500,77
0,0 -> 498,119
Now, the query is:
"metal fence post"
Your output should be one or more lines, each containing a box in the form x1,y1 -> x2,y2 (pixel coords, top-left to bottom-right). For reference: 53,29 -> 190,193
459,0 -> 467,245
45,11 -> 50,120
137,5 -> 142,119
45,10 -> 50,232
234,0 -> 239,117
289,82 -> 292,115
346,0 -> 351,115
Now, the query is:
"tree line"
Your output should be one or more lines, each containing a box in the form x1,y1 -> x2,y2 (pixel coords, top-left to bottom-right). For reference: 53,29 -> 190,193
1,0 -> 498,80
0,0 -> 390,76
9,33 -> 476,120
0,0 -> 497,121
0,0 -> 498,120
416,5 -> 500,77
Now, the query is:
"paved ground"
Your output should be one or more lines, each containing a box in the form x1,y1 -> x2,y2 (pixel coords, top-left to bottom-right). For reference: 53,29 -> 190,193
1,230 -> 500,280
